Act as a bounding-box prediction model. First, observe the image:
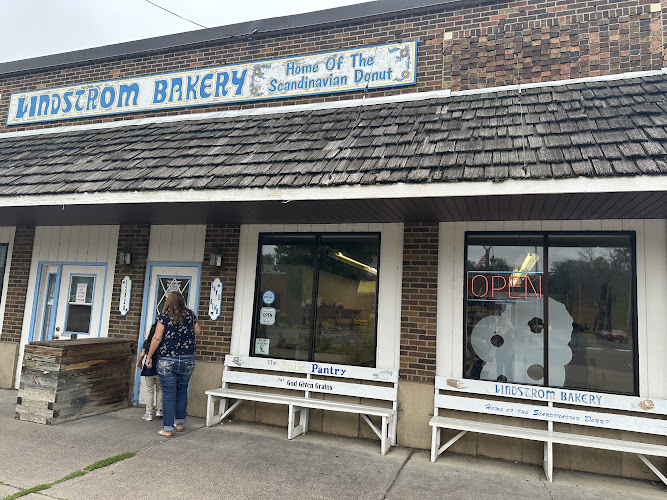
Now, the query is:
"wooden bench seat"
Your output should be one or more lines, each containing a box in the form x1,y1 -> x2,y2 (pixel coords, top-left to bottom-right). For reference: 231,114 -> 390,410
206,355 -> 398,454
430,376 -> 667,485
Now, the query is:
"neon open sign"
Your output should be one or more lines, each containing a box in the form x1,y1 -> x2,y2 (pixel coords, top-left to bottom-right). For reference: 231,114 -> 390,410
468,271 -> 543,302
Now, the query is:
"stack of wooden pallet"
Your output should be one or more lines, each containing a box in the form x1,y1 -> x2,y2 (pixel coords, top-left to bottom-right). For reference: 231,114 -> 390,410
16,338 -> 135,425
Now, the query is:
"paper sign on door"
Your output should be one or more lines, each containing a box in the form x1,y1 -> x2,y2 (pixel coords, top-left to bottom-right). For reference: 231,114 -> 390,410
75,283 -> 88,303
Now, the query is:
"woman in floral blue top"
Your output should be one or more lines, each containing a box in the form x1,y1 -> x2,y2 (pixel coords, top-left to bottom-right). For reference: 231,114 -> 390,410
146,291 -> 200,437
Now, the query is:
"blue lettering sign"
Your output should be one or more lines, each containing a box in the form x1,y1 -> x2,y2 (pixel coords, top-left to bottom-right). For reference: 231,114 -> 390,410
186,75 -> 200,100
62,91 -> 74,113
100,86 -> 115,109
87,88 -> 99,110
215,72 -> 229,97
118,83 -> 139,107
14,97 -> 29,119
200,74 -> 213,98
50,94 -> 61,114
37,95 -> 50,116
169,77 -> 183,102
74,89 -> 86,111
153,80 -> 168,103
231,70 -> 247,95
7,41 -> 416,125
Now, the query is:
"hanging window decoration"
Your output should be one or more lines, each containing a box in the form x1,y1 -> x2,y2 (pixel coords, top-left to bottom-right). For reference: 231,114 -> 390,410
155,277 -> 191,318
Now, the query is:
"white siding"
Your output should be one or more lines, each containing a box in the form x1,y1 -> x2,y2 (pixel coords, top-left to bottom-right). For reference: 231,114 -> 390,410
437,219 -> 667,399
230,223 -> 403,370
147,225 -> 207,263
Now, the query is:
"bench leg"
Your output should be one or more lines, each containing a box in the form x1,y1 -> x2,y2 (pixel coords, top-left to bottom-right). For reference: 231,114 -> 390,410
381,416 -> 390,455
390,412 -> 397,446
431,428 -> 467,463
543,440 -> 553,482
206,396 -> 235,427
431,425 -> 441,462
288,405 -> 309,440
206,395 -> 223,427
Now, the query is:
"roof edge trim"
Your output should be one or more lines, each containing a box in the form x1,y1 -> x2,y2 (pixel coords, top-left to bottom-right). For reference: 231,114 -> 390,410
0,175 -> 665,209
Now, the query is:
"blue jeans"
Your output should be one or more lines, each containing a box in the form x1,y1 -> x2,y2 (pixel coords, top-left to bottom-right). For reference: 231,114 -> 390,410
157,355 -> 195,431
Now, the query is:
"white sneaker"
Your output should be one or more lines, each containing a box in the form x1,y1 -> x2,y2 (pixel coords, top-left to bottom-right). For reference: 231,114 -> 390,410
142,412 -> 153,421
156,410 -> 163,418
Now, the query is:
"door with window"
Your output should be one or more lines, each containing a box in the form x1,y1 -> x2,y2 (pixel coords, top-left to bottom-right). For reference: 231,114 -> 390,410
53,266 -> 106,339
33,264 -> 107,341
136,265 -> 200,404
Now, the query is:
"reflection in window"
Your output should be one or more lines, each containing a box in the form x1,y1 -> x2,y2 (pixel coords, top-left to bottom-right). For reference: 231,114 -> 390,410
65,275 -> 95,333
465,233 -> 636,395
253,234 -> 379,366
548,234 -> 634,394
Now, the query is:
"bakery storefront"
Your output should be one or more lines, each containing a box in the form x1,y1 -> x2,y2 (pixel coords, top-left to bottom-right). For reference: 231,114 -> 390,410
0,0 -> 666,482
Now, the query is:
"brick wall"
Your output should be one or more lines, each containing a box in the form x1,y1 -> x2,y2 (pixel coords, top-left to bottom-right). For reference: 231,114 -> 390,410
1,0 -> 663,134
443,0 -> 664,91
107,225 -> 150,342
400,223 -> 438,383
195,224 -> 240,363
0,226 -> 34,343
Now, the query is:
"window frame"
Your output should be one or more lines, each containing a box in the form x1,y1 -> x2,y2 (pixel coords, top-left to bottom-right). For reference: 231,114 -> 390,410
250,232 -> 381,366
463,231 -> 639,396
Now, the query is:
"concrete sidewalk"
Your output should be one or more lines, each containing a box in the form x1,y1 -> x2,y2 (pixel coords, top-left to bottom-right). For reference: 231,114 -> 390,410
0,389 -> 664,499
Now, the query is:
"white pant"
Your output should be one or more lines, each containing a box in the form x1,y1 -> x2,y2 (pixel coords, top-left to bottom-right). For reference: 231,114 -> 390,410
144,375 -> 163,414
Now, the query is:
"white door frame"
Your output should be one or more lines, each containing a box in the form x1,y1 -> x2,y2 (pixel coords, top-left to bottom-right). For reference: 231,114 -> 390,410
134,261 -> 202,405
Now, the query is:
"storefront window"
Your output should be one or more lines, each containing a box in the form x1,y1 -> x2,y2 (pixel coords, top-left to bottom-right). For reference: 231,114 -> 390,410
464,233 -> 636,395
252,233 -> 379,367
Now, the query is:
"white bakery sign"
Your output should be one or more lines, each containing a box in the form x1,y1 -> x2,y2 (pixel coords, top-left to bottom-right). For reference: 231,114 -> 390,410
7,40 -> 417,126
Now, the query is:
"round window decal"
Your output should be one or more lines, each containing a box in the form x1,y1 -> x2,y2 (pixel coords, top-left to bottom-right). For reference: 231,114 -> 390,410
262,290 -> 275,305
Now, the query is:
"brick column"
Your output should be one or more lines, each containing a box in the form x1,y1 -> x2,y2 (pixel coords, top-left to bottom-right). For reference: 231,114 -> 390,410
1,226 -> 35,343
196,224 -> 240,363
107,225 -> 151,341
400,223 -> 438,383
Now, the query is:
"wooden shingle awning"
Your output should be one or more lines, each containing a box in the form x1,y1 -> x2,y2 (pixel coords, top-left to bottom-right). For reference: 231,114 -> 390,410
1,73 -> 667,225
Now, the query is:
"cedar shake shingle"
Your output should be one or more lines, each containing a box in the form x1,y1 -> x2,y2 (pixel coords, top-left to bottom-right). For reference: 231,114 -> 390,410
1,75 -> 667,197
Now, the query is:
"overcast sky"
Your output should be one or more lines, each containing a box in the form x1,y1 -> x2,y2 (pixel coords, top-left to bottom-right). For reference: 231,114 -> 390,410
0,0 -> 375,64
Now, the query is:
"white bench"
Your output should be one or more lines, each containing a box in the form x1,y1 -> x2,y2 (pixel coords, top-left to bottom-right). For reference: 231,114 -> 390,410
430,376 -> 667,485
206,355 -> 398,454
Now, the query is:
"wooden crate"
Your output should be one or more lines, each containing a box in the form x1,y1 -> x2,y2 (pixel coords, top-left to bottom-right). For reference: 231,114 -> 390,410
16,339 -> 135,425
